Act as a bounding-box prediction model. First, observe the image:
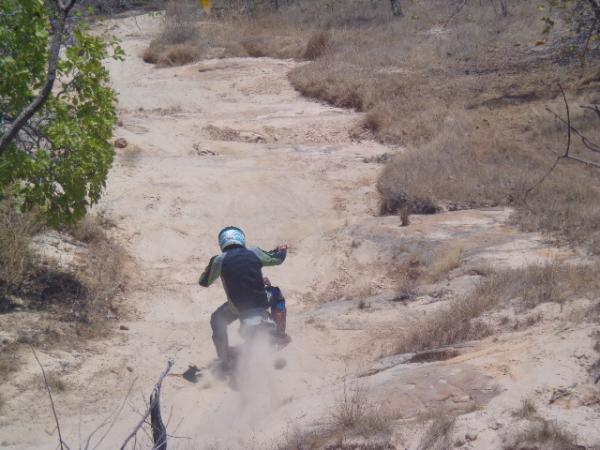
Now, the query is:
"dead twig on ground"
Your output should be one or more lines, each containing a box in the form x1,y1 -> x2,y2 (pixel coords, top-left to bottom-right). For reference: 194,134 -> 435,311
119,358 -> 174,450
31,346 -> 69,450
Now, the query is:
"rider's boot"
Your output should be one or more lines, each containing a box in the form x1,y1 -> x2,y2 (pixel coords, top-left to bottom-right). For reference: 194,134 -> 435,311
213,336 -> 233,371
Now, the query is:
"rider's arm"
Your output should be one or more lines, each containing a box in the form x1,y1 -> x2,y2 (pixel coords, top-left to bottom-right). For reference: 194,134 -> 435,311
199,254 -> 223,287
250,247 -> 287,267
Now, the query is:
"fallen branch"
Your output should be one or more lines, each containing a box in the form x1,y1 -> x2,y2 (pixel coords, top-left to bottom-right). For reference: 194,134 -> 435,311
31,346 -> 70,450
119,359 -> 174,450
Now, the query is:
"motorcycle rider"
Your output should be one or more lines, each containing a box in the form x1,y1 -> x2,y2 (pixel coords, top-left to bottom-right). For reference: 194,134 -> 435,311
199,226 -> 287,367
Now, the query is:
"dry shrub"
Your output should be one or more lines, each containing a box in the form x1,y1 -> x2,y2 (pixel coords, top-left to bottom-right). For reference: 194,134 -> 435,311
159,0 -> 199,45
331,381 -> 392,438
76,227 -> 126,326
143,1 -> 202,66
505,417 -> 578,450
303,30 -> 331,60
416,410 -> 456,450
279,382 -> 394,449
0,204 -> 38,300
398,263 -> 600,353
42,372 -> 68,393
69,214 -> 108,244
396,295 -> 491,354
427,244 -> 463,282
513,397 -> 537,420
0,342 -> 19,379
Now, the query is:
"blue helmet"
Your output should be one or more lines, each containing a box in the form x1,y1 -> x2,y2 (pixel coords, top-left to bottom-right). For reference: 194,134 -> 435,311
218,226 -> 246,251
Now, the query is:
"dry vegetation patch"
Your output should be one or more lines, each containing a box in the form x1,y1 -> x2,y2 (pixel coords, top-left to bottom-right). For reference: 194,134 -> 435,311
143,1 -> 202,66
279,382 -> 395,450
0,210 -> 128,375
397,262 -> 600,353
504,416 -> 579,450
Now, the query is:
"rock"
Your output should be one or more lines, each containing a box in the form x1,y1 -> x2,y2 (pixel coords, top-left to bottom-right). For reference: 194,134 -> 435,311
490,422 -> 502,430
119,325 -> 129,331
454,439 -> 465,447
114,138 -> 128,148
465,433 -> 478,441
126,366 -> 133,372
7,295 -> 26,307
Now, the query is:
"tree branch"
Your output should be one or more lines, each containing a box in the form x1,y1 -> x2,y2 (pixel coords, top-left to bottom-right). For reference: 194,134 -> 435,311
31,346 -> 69,450
0,0 -> 76,156
545,106 -> 600,153
525,84 -> 600,200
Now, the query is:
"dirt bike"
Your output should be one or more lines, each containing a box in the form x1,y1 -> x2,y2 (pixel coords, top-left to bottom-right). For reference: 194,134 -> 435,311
181,310 -> 290,384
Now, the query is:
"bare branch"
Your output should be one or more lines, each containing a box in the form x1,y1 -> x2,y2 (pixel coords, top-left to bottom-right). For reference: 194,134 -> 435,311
119,359 -> 174,450
525,84 -> 572,199
31,346 -> 69,450
581,104 -> 600,120
546,106 -> 600,153
525,84 -> 600,200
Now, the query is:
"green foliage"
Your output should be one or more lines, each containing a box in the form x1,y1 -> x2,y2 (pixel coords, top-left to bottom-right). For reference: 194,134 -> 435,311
0,0 -> 124,225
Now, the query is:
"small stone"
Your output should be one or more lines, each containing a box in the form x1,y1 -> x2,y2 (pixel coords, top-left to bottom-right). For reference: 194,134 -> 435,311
490,422 -> 502,430
454,439 -> 465,447
114,138 -> 128,148
465,433 -> 478,441
7,295 -> 26,307
119,325 -> 129,331
126,366 -> 133,372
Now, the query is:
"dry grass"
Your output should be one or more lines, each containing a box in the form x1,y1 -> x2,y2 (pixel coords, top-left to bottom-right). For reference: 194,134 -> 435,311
0,342 -> 20,379
427,243 -> 463,282
143,1 -> 203,66
277,382 -> 394,449
70,215 -> 127,327
0,204 -> 39,308
42,372 -> 68,393
303,30 -> 331,60
397,263 -> 600,353
505,417 -> 578,450
416,412 -> 456,450
513,397 -> 538,420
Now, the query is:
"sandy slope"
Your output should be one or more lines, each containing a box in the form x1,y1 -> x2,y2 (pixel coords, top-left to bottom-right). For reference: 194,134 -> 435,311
2,13 -> 600,450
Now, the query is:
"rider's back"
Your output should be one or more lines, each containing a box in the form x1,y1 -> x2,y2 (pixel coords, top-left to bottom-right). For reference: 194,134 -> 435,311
221,246 -> 268,313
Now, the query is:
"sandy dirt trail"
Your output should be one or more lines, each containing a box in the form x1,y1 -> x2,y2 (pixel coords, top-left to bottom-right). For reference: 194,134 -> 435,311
4,14 -> 390,450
